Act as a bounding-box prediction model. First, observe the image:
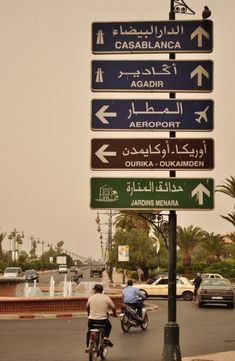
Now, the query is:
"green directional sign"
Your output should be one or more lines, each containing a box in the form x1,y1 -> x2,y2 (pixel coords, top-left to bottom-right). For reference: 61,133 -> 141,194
90,178 -> 214,210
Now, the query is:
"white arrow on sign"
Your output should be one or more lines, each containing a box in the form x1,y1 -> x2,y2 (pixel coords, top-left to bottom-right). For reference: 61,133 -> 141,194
191,183 -> 210,205
190,26 -> 210,47
95,144 -> 117,163
95,105 -> 117,124
190,65 -> 209,87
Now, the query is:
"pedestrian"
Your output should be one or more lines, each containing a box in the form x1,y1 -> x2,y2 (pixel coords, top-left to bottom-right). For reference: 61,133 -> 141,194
192,272 -> 202,301
137,267 -> 144,282
72,270 -> 80,284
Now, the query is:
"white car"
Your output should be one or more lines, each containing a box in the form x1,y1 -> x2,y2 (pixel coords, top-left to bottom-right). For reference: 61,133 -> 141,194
135,275 -> 194,301
3,267 -> 24,278
58,264 -> 67,274
201,273 -> 224,279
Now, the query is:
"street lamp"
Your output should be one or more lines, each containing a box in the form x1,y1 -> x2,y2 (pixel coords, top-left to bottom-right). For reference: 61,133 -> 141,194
8,228 -> 24,261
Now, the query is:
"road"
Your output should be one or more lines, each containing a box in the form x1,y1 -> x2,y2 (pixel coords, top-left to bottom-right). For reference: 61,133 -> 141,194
0,300 -> 234,361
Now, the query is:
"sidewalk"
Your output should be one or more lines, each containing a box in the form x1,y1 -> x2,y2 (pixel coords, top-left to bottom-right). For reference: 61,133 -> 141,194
182,351 -> 235,361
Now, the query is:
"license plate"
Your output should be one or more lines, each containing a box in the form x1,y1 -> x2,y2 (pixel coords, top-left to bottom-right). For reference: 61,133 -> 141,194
211,296 -> 223,300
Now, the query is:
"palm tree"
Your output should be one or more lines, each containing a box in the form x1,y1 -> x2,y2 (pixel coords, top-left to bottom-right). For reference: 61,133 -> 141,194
216,176 -> 235,227
225,231 -> 235,244
114,210 -> 151,234
201,232 -> 226,262
177,225 -> 204,273
216,176 -> 235,199
221,211 -> 235,227
0,232 -> 6,261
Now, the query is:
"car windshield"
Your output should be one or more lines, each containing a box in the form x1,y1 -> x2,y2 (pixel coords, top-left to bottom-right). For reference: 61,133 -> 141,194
201,279 -> 231,287
5,268 -> 18,273
25,270 -> 35,274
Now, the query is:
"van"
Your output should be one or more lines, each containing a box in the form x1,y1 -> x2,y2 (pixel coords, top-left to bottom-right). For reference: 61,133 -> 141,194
58,264 -> 67,274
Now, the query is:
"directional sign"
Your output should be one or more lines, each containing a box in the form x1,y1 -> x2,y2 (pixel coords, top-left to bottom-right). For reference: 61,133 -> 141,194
92,60 -> 213,92
92,99 -> 214,131
90,178 -> 214,210
91,138 -> 214,170
92,20 -> 213,53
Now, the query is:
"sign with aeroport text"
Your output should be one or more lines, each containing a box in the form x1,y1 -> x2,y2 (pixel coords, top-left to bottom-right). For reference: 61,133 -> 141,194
90,177 -> 214,210
92,20 -> 213,53
91,138 -> 214,170
92,99 -> 214,131
92,60 -> 213,92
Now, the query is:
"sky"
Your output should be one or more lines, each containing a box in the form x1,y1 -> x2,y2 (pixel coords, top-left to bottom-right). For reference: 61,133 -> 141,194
0,0 -> 234,260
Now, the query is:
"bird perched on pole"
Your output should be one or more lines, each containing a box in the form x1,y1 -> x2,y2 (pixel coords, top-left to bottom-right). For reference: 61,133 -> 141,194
202,6 -> 211,20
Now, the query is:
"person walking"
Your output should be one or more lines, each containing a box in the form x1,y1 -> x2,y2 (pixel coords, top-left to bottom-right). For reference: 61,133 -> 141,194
85,284 -> 117,353
192,272 -> 202,302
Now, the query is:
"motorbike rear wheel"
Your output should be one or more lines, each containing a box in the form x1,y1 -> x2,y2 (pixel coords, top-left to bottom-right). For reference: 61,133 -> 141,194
121,313 -> 131,333
140,313 -> 148,330
89,340 -> 98,361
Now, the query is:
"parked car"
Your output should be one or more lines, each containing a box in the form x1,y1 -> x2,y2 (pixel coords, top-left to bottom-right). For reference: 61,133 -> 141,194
58,264 -> 67,274
197,278 -> 234,309
3,267 -> 24,278
201,273 -> 224,279
190,273 -> 224,284
24,269 -> 39,283
135,275 -> 194,301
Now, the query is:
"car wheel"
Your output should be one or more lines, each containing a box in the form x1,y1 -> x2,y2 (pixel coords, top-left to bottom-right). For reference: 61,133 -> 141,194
182,291 -> 193,301
228,302 -> 234,309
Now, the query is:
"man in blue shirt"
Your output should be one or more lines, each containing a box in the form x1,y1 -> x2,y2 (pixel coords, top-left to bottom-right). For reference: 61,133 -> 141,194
122,279 -> 146,319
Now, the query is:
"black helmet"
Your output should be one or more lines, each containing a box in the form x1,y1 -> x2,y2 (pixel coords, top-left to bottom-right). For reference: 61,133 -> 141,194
93,284 -> 103,293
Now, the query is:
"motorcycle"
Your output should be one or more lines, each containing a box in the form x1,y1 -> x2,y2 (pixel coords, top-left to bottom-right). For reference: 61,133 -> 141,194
119,300 -> 148,333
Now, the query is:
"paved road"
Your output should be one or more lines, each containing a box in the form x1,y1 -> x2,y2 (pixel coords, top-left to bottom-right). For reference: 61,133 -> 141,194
0,299 -> 234,361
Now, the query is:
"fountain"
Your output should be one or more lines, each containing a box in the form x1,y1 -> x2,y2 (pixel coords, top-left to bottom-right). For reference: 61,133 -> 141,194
0,273 -> 122,315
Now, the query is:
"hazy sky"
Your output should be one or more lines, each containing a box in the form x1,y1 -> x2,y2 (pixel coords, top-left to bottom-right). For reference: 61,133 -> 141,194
1,0 -> 234,260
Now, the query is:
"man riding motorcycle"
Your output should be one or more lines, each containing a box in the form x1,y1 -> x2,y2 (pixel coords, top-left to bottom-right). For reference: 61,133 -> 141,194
122,279 -> 146,321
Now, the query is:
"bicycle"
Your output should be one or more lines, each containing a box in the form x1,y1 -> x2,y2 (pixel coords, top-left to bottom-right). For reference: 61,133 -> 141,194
88,323 -> 109,361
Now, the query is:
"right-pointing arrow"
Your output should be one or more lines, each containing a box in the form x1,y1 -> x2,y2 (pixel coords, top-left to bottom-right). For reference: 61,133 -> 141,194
95,105 -> 117,124
191,183 -> 210,205
95,144 -> 117,163
191,26 -> 210,47
190,65 -> 209,87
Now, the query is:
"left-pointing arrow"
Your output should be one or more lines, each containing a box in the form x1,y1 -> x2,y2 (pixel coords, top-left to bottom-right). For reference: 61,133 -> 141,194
95,144 -> 117,163
191,183 -> 210,205
95,105 -> 117,124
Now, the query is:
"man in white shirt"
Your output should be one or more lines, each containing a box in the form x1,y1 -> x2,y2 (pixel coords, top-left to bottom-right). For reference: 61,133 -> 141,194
85,284 -> 117,352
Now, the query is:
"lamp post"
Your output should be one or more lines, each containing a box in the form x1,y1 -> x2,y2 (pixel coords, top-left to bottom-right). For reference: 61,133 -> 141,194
95,210 -> 114,282
8,228 -> 24,262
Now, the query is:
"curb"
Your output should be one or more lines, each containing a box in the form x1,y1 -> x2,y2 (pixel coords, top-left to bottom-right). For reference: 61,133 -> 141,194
0,302 -> 158,320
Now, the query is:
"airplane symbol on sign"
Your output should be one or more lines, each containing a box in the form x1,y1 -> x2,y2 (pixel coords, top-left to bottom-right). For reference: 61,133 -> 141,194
194,105 -> 209,124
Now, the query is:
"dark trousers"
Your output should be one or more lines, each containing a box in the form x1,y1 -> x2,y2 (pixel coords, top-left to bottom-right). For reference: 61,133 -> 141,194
86,318 -> 112,347
126,302 -> 143,318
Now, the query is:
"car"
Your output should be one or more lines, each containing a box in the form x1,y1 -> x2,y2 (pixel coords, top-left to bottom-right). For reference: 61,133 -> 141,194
135,275 -> 194,301
3,267 -> 24,278
197,278 -> 235,309
58,264 -> 67,274
24,269 -> 39,283
201,273 -> 224,279
70,266 -> 77,272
